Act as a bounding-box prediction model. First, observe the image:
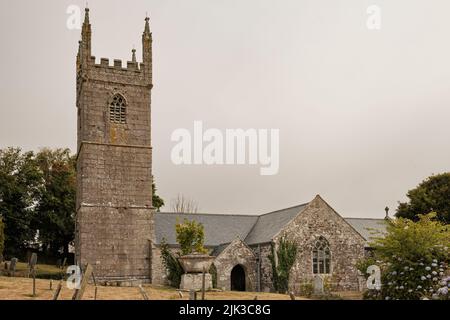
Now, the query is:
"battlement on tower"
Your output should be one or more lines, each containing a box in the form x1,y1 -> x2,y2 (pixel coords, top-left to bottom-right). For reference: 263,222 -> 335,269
89,56 -> 145,72
83,56 -> 151,86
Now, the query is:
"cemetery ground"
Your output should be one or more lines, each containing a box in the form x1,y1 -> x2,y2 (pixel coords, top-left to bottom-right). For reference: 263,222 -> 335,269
0,275 -> 363,300
0,261 -> 363,300
0,275 -> 300,300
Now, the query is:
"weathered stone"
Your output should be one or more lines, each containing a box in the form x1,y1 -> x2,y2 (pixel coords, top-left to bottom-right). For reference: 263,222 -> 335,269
213,238 -> 257,292
75,10 -> 154,284
313,275 -> 324,295
180,273 -> 212,291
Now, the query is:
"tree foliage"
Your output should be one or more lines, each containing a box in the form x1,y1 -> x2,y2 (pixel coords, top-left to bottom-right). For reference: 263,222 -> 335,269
0,216 -> 5,256
160,239 -> 183,288
0,148 -> 42,257
359,213 -> 449,300
34,148 -> 76,257
396,173 -> 450,224
268,237 -> 297,293
152,178 -> 165,212
175,218 -> 207,255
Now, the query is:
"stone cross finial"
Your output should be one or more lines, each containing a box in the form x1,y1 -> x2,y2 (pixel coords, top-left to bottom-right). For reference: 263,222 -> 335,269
144,16 -> 150,35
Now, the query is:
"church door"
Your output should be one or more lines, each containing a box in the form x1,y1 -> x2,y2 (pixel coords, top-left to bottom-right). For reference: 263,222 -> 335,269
231,265 -> 246,291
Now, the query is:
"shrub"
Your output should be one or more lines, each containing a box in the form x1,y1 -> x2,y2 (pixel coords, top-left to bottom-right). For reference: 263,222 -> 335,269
268,237 -> 297,293
360,213 -> 449,300
160,239 -> 184,288
175,219 -> 207,255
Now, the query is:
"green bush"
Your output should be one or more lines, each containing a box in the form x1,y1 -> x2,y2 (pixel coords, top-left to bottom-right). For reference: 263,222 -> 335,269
160,239 -> 183,288
360,213 -> 449,300
268,237 -> 297,293
175,219 -> 207,255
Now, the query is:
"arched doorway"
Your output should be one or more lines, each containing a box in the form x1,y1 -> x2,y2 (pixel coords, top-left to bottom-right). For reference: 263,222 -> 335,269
231,265 -> 246,291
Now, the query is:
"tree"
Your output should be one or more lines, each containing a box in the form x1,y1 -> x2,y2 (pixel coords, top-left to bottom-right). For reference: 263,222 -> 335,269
0,148 -> 42,257
268,237 -> 297,293
33,148 -> 76,257
359,213 -> 449,300
396,173 -> 450,224
175,218 -> 207,255
152,177 -> 165,212
0,216 -> 5,256
171,194 -> 198,213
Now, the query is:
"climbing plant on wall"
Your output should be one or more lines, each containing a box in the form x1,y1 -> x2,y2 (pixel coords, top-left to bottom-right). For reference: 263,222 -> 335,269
160,239 -> 184,288
268,237 -> 298,293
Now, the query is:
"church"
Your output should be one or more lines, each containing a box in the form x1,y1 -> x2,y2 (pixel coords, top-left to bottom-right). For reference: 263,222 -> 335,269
74,9 -> 386,294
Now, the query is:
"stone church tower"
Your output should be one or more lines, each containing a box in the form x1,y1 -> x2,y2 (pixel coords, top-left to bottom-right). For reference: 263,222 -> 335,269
75,8 -> 154,284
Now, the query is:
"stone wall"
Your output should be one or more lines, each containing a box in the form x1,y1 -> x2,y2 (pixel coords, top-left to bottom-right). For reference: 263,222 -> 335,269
273,196 -> 366,293
250,243 -> 273,292
76,206 -> 152,283
75,13 -> 154,283
213,239 -> 257,292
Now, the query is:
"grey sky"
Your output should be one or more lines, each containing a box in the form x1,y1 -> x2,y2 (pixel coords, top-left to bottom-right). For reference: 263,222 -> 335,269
1,0 -> 449,218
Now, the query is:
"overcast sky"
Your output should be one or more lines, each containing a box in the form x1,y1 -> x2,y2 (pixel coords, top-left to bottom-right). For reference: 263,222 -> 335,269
1,0 -> 449,218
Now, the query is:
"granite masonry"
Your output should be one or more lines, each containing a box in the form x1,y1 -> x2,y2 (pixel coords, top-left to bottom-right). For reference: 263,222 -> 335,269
75,9 -> 154,284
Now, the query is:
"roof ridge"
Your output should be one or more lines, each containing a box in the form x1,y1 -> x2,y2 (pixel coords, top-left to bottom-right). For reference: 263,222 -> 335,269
344,217 -> 386,221
157,212 -> 258,217
258,202 -> 309,217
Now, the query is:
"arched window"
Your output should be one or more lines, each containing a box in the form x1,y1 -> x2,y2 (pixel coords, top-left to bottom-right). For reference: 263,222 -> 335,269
109,94 -> 126,124
312,237 -> 330,274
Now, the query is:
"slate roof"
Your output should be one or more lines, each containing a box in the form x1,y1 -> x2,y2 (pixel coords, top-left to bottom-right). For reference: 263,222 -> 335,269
345,218 -> 388,243
154,203 -> 387,247
154,212 -> 258,247
244,204 -> 309,245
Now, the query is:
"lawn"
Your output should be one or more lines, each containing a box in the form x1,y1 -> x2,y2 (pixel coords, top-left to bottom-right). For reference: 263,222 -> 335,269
1,262 -> 63,279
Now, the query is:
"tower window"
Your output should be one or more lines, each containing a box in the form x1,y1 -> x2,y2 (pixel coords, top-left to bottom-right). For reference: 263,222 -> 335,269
312,236 -> 331,274
110,94 -> 126,124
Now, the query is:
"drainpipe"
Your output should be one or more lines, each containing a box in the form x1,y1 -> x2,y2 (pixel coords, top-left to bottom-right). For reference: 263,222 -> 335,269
257,245 -> 261,292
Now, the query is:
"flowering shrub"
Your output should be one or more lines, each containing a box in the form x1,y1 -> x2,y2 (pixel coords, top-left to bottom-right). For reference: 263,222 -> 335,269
359,213 -> 449,300
363,259 -> 449,300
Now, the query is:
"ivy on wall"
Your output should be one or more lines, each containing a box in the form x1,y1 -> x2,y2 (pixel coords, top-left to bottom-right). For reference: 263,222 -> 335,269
160,239 -> 184,288
268,237 -> 298,293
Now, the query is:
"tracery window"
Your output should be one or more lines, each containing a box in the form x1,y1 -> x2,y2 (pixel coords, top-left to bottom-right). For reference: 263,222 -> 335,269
110,94 -> 126,124
312,236 -> 331,274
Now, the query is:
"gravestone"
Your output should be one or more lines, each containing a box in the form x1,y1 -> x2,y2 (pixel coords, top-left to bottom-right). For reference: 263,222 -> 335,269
73,264 -> 93,300
9,258 -> 18,276
61,257 -> 67,269
29,253 -> 37,269
313,275 -> 324,295
138,285 -> 149,300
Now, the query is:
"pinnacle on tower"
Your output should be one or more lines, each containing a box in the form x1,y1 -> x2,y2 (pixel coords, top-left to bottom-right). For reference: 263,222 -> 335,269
84,7 -> 90,24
